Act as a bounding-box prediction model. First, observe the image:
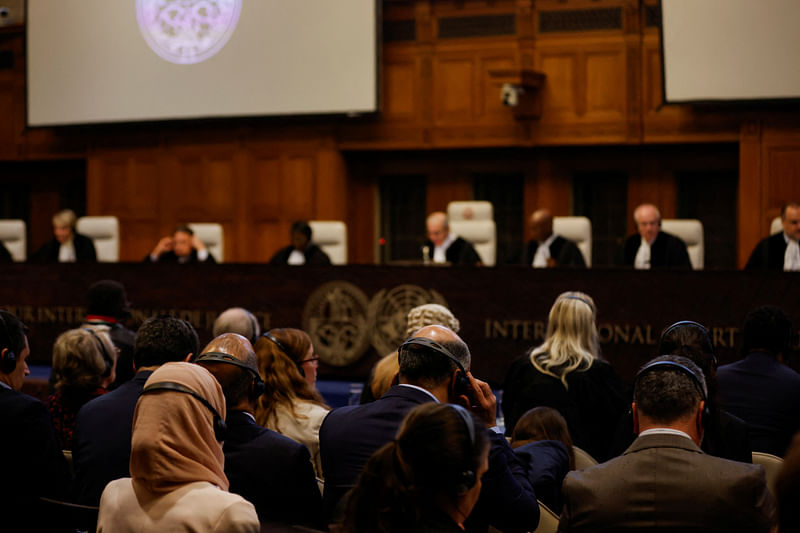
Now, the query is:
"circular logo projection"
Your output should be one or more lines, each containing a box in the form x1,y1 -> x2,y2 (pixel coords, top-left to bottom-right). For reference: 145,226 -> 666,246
136,0 -> 242,65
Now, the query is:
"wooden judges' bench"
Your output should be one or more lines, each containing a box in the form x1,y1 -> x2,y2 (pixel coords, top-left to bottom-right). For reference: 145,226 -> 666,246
2,264 -> 798,387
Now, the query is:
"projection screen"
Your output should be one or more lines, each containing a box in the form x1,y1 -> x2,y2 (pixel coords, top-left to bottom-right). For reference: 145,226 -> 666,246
661,0 -> 800,103
27,0 -> 378,126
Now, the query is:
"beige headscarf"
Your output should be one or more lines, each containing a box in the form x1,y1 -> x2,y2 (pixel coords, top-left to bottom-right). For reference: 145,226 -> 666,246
130,362 -> 229,493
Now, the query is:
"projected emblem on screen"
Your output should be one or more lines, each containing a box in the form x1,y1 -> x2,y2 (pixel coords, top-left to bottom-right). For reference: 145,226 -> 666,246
136,0 -> 242,65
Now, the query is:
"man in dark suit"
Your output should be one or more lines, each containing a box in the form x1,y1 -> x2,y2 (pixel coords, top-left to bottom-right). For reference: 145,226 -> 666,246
83,280 -> 137,388
717,306 -> 800,457
559,355 -> 775,532
320,325 -> 539,532
620,203 -> 691,269
30,209 -> 97,263
423,211 -> 482,265
269,221 -> 332,266
746,202 -> 800,270
72,315 -> 199,505
146,224 -> 216,263
196,333 -> 323,528
524,209 -> 585,268
0,310 -> 70,529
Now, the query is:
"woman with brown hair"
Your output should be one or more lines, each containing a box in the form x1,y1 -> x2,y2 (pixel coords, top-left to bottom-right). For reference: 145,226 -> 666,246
254,328 -> 329,481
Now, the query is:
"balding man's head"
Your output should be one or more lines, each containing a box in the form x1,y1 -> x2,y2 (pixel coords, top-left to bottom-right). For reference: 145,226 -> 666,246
398,325 -> 470,390
530,209 -> 554,242
426,212 -> 450,247
196,333 -> 259,410
212,307 -> 260,344
633,203 -> 661,244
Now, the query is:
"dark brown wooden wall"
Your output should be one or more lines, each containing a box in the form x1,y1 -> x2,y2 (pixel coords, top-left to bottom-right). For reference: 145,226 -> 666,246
0,1 -> 798,265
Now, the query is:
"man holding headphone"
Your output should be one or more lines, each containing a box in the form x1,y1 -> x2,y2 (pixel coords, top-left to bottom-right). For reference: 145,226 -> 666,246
195,333 -> 323,529
0,309 -> 70,528
559,355 -> 775,532
320,325 -> 539,532
621,203 -> 692,269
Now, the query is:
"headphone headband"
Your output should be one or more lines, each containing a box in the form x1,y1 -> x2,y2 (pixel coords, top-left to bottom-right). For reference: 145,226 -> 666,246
635,359 -> 708,401
141,381 -> 227,441
399,337 -> 466,375
196,351 -> 260,377
660,320 -> 717,367
262,331 -> 291,356
83,327 -> 113,378
561,295 -> 593,309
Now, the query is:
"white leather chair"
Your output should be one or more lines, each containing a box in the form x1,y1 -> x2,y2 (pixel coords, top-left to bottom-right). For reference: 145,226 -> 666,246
573,446 -> 599,470
76,216 -> 119,262
446,201 -> 496,266
771,216 -> 783,235
533,501 -> 560,533
752,451 -> 783,496
308,220 -> 348,265
187,223 -> 224,263
661,219 -> 704,270
0,219 -> 26,261
553,216 -> 593,267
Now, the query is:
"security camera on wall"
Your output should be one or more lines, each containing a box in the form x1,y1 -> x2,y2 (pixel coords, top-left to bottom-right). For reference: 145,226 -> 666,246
501,83 -> 523,107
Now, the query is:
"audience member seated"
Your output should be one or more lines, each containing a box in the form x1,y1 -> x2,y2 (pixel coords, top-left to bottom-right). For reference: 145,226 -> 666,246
523,209 -> 585,268
608,320 -> 752,463
83,280 -> 137,388
360,303 -> 461,404
46,327 -> 117,449
0,309 -> 71,531
746,202 -> 800,270
509,407 -> 572,514
320,325 -> 540,533
775,432 -> 800,532
72,315 -> 199,505
254,328 -> 330,482
339,403 -> 490,533
269,221 -> 332,266
196,333 -> 323,528
212,307 -> 260,346
96,362 -> 259,532
423,211 -> 482,265
30,209 -> 97,264
146,224 -> 216,264
620,203 -> 691,270
559,355 -> 775,532
501,291 -> 628,461
717,306 -> 800,457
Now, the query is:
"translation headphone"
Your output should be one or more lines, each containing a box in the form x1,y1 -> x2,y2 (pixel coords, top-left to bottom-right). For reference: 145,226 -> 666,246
141,381 -> 227,441
660,320 -> 717,367
82,328 -> 114,378
634,359 -> 710,423
399,337 -> 472,404
263,331 -> 306,378
0,312 -> 17,374
448,403 -> 478,495
195,351 -> 266,397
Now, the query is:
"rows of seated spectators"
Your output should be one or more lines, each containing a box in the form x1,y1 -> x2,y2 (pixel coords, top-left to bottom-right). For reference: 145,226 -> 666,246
1,279 -> 799,532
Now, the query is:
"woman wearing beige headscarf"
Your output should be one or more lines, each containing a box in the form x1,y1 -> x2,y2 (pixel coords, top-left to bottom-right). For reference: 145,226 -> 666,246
97,362 -> 259,533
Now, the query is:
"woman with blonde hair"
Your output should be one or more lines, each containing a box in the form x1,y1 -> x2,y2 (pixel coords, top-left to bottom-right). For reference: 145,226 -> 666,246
501,291 -> 627,461
46,326 -> 117,449
254,328 -> 329,481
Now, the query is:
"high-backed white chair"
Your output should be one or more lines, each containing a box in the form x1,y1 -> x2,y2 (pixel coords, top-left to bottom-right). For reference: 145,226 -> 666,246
533,501 -> 559,533
188,223 -> 224,263
0,219 -> 26,261
661,219 -> 704,270
308,220 -> 348,265
771,216 -> 783,235
76,216 -> 119,262
752,451 -> 783,496
553,216 -> 593,267
446,201 -> 496,266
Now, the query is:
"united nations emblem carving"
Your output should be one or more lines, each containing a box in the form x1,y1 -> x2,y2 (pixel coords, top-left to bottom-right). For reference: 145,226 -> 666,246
367,285 -> 448,357
302,282 -> 371,367
136,0 -> 242,65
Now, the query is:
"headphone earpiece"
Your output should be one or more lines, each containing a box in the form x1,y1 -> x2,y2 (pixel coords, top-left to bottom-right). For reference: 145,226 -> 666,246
0,313 -> 18,374
142,381 -> 227,441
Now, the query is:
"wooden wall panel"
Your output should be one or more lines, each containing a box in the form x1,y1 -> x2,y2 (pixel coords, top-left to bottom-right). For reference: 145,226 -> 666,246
584,49 -> 625,120
434,56 -> 475,122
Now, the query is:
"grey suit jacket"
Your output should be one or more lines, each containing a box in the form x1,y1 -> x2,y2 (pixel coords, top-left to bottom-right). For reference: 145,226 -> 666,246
558,433 -> 775,532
